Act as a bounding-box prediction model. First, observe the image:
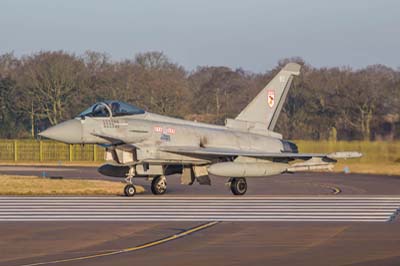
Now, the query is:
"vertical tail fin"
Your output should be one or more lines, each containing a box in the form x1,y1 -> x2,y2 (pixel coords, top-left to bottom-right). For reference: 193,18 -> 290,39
235,63 -> 301,130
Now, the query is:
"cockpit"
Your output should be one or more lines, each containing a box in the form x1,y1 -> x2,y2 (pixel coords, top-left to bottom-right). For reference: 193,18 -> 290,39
78,101 -> 145,118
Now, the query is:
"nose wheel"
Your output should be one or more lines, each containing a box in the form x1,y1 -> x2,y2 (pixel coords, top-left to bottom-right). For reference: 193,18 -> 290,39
124,184 -> 136,197
124,167 -> 137,197
151,175 -> 167,195
230,177 -> 247,195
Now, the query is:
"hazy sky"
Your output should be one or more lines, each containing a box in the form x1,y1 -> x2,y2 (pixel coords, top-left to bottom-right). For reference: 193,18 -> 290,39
0,0 -> 399,72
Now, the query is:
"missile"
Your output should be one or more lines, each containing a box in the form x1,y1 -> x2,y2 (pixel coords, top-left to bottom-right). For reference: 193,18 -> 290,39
208,162 -> 288,178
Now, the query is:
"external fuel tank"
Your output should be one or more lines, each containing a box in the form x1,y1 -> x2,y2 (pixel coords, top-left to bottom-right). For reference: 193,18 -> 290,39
208,162 -> 288,178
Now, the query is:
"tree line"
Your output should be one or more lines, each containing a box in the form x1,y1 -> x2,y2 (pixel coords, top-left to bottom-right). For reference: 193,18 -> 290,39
0,51 -> 399,140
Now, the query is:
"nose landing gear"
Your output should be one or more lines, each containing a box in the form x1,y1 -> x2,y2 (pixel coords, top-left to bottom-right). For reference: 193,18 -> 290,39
124,184 -> 136,197
122,166 -> 168,197
124,166 -> 136,197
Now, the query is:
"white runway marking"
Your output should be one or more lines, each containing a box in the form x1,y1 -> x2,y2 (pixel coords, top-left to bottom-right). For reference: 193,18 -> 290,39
0,196 -> 399,222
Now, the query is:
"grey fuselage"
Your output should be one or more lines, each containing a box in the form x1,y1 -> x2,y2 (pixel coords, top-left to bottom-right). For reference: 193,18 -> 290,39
74,112 -> 286,164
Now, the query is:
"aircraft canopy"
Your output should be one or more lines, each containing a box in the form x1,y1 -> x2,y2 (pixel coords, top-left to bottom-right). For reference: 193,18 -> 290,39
78,101 -> 145,118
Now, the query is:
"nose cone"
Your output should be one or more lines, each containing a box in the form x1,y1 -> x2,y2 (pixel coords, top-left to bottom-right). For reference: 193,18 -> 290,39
39,119 -> 83,144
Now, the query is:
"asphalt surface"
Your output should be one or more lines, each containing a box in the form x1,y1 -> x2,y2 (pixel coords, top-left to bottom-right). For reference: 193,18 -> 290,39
1,165 -> 400,266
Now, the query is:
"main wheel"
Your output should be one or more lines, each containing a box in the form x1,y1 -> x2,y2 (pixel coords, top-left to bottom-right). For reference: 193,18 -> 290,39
151,176 -> 167,195
124,184 -> 136,197
230,178 -> 247,195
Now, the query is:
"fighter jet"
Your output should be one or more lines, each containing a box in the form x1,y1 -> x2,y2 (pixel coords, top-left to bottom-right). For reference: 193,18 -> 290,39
40,63 -> 361,196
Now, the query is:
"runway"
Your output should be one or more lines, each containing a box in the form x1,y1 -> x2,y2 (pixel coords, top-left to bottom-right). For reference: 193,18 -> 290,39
2,166 -> 400,265
1,196 -> 399,222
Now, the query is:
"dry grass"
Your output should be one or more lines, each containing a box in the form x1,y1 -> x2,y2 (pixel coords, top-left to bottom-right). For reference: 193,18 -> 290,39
0,161 -> 102,167
0,175 -> 145,196
333,161 -> 400,176
295,140 -> 400,176
295,140 -> 400,164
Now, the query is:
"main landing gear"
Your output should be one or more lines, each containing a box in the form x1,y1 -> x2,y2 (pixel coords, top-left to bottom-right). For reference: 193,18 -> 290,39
230,177 -> 247,196
151,175 -> 167,195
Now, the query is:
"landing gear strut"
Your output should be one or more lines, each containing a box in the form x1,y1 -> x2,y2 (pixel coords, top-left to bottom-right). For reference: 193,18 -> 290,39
151,175 -> 167,195
230,177 -> 247,195
124,166 -> 136,197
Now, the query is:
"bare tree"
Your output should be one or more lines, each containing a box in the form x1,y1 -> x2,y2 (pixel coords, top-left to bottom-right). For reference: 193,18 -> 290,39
0,50 -> 398,140
18,51 -> 87,125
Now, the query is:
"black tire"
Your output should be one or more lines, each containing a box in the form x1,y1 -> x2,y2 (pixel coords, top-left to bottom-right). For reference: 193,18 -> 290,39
230,178 -> 247,196
124,184 -> 136,197
151,176 -> 167,195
